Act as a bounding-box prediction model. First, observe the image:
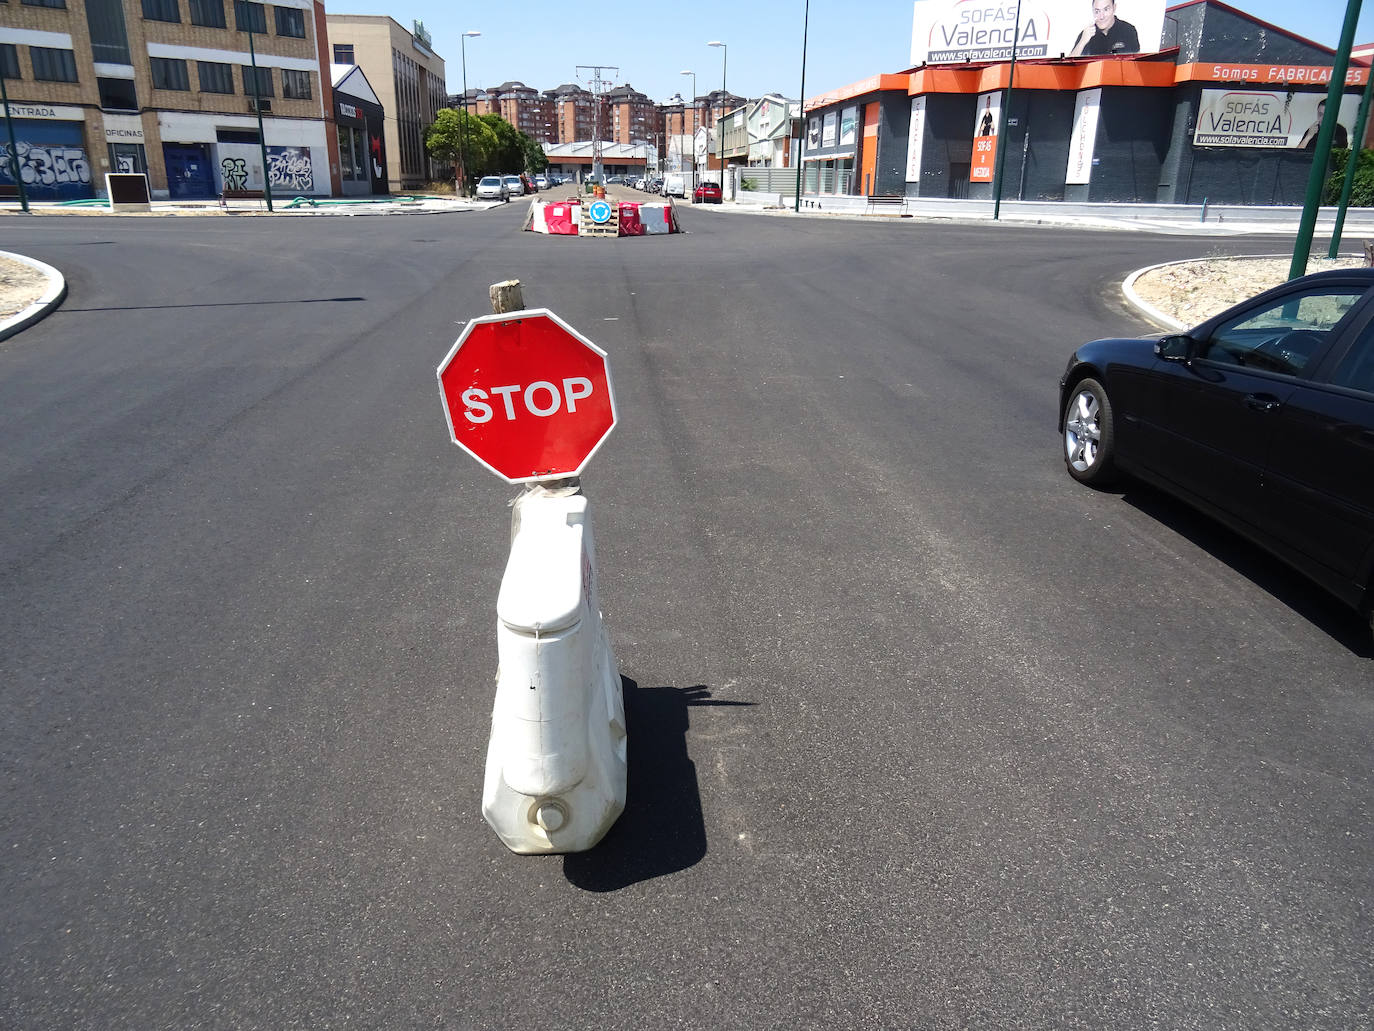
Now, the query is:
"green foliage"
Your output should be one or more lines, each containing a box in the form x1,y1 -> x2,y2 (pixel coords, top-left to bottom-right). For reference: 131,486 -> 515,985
1323,147 -> 1374,207
741,177 -> 759,191
425,108 -> 547,187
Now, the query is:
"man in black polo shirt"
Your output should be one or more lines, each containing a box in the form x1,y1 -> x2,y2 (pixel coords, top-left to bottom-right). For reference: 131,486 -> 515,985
1069,0 -> 1141,57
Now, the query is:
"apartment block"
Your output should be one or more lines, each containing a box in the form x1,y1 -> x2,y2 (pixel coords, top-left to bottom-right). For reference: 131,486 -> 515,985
324,13 -> 444,192
1,0 -> 337,200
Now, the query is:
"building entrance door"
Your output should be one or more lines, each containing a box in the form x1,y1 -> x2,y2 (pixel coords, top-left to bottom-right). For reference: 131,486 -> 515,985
163,144 -> 216,199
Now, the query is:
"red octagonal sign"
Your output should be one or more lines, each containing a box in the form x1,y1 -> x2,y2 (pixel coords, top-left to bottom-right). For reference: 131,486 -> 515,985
436,308 -> 617,483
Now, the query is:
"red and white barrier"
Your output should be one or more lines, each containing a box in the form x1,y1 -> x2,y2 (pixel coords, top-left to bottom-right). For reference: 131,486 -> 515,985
638,203 -> 675,235
523,199 -> 678,236
543,202 -> 579,235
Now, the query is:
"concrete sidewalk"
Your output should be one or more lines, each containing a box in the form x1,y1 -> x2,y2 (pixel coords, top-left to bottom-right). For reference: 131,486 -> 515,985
0,194 -> 497,217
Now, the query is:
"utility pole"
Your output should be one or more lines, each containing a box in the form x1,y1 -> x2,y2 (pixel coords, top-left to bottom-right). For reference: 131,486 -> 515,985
1290,0 -> 1361,279
1,66 -> 30,212
246,22 -> 273,212
577,65 -> 617,183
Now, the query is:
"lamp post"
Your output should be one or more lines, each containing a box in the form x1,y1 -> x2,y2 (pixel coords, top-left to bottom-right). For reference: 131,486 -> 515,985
794,0 -> 810,213
246,20 -> 272,212
1,62 -> 29,213
459,30 -> 480,198
680,70 -> 697,192
708,41 -> 727,190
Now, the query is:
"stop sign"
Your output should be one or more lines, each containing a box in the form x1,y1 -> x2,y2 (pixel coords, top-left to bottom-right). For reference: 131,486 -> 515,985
436,308 -> 617,483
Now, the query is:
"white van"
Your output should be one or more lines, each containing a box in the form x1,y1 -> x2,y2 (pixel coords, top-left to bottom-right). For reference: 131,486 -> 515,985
663,174 -> 685,198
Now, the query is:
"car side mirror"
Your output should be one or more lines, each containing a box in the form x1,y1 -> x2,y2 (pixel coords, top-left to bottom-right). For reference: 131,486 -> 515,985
1156,334 -> 1197,363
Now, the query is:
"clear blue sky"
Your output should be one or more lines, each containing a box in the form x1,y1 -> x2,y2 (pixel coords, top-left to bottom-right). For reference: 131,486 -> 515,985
328,1 -> 1374,104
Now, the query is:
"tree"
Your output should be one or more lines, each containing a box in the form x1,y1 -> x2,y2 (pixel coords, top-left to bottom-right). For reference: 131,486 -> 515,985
425,107 -> 495,194
425,109 -> 547,190
1323,148 -> 1374,207
522,136 -> 548,175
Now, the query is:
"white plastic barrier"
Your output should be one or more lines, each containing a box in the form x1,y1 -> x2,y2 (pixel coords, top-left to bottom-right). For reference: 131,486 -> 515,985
639,203 -> 674,235
482,486 -> 627,853
528,198 -> 548,233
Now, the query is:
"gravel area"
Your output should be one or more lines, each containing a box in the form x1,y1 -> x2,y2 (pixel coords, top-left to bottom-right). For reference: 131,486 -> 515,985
1131,254 -> 1369,326
0,255 -> 49,319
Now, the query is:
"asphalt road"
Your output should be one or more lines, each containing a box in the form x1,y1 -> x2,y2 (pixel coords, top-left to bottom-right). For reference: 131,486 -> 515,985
1,206 -> 1370,1030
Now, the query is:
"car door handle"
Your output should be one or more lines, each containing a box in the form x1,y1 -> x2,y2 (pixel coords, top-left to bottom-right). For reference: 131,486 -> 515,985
1245,393 -> 1283,412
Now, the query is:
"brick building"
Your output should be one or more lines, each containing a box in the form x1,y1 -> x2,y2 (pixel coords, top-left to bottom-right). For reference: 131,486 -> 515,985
1,0 -> 336,200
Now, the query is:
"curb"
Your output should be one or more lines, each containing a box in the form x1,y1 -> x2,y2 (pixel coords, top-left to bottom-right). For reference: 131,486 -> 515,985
1121,259 -> 1190,332
0,250 -> 66,342
1118,252 -> 1352,332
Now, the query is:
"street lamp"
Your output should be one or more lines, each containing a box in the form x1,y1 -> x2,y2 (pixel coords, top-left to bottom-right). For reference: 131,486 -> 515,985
707,41 -> 726,190
680,70 -> 697,191
460,30 -> 480,197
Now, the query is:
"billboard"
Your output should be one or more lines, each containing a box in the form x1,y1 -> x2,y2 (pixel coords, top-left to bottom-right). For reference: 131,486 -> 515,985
971,92 -> 1000,182
1194,90 -> 1360,148
911,0 -> 1167,65
906,96 -> 927,182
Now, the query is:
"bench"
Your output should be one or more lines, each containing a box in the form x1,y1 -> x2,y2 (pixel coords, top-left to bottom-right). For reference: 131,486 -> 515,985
866,195 -> 909,216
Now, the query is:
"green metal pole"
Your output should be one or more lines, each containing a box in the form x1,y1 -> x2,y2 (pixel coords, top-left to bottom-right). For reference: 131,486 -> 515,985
794,0 -> 809,212
991,0 -> 1023,221
1327,66 -> 1374,257
248,25 -> 274,213
1289,0 -> 1361,279
0,67 -> 30,213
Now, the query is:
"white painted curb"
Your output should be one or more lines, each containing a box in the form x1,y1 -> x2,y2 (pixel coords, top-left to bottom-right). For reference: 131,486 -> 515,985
0,250 -> 66,342
482,487 -> 627,854
1120,252 -> 1367,332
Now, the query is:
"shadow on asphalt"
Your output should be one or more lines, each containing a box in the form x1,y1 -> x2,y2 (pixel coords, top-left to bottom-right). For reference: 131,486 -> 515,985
563,680 -> 755,892
60,296 -> 366,312
1121,482 -> 1374,658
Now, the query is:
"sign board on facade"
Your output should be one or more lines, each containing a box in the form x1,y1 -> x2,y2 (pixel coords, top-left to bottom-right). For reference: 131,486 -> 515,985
1194,89 -> 1360,148
911,0 -> 1167,65
906,96 -> 927,182
840,107 -> 858,147
102,114 -> 145,143
3,103 -> 85,122
970,92 -> 1000,182
822,111 -> 837,147
1066,88 -> 1101,183
339,102 -> 359,119
1179,63 -> 1369,86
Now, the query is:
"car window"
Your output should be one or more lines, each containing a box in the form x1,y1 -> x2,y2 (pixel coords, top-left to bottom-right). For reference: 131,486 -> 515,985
1201,286 -> 1365,376
1330,323 -> 1374,394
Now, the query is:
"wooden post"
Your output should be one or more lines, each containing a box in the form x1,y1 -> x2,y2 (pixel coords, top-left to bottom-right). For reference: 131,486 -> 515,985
489,279 -> 525,314
1363,241 -> 1374,267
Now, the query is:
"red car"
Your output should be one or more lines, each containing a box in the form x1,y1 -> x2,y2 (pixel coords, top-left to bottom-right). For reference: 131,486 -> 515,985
693,181 -> 722,203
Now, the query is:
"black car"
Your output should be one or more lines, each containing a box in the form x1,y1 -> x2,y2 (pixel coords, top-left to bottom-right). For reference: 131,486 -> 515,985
1060,268 -> 1374,633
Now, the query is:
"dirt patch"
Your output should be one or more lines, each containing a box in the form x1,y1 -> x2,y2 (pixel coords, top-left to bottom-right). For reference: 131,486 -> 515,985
1131,254 -> 1369,327
0,255 -> 51,319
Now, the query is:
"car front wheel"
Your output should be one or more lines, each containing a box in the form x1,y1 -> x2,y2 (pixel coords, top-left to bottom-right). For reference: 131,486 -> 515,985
1063,377 -> 1117,485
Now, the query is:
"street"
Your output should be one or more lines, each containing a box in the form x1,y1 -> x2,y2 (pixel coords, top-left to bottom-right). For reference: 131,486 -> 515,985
1,205 -> 1370,1029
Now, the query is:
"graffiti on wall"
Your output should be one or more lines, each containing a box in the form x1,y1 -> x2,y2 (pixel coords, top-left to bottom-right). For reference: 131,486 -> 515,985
0,140 -> 92,189
220,156 -> 249,191
266,146 -> 314,192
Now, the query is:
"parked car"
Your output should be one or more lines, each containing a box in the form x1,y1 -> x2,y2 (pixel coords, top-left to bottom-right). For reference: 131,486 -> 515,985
693,181 -> 722,203
476,176 -> 508,201
520,173 -> 537,194
606,175 -> 625,185
649,178 -> 664,194
535,174 -> 549,189
1059,267 -> 1374,634
502,174 -> 524,197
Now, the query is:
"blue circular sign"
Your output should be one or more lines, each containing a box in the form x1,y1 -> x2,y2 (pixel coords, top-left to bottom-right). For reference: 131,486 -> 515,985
588,199 -> 612,224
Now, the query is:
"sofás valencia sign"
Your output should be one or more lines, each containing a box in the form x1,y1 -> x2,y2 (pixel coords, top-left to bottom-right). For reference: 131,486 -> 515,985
910,0 -> 1167,65
1194,90 -> 1360,148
